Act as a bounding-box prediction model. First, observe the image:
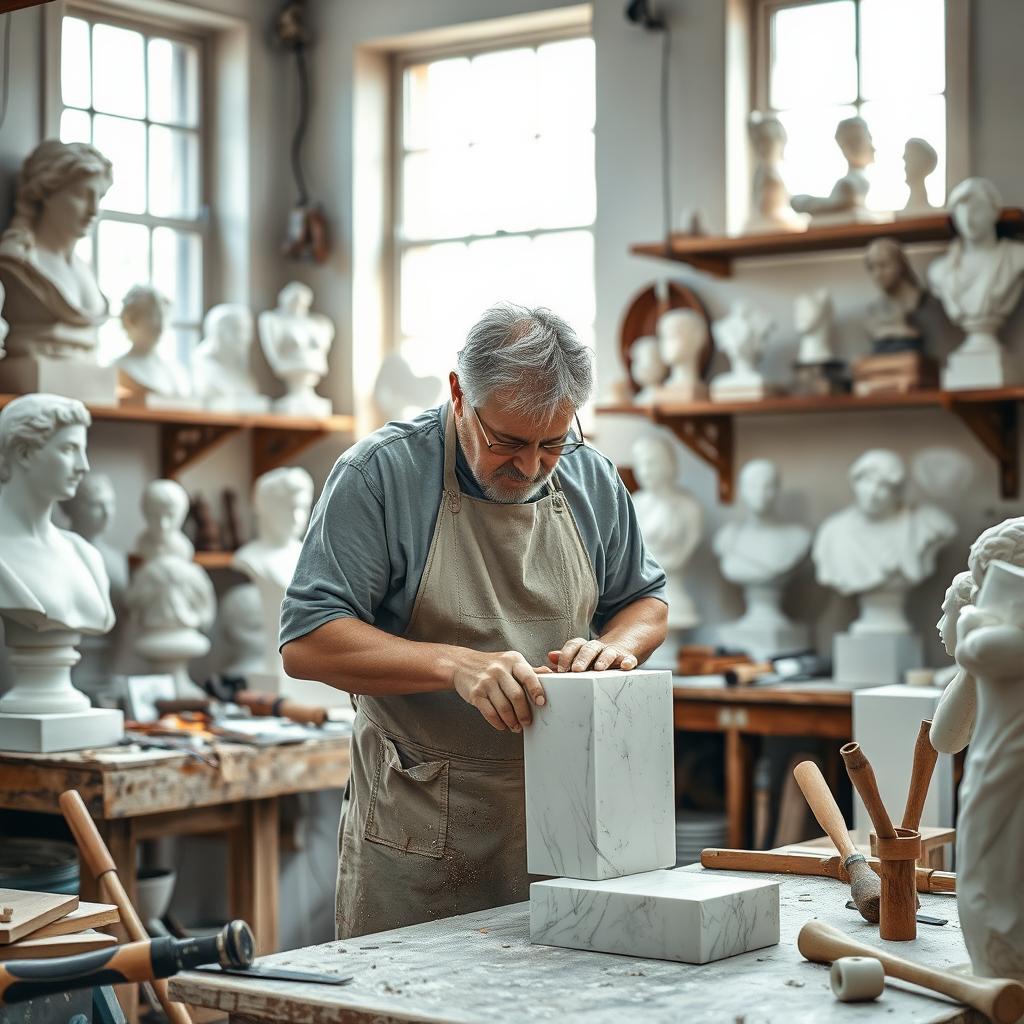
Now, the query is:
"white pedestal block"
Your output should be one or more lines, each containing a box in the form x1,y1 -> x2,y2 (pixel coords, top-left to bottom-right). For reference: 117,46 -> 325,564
852,685 -> 954,834
0,708 -> 123,753
530,869 -> 780,964
942,347 -> 1019,390
524,670 -> 675,880
833,631 -> 923,688
0,355 -> 117,405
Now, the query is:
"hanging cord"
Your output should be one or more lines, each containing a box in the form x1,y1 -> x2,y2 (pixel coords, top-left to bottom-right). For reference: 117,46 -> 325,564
660,25 -> 672,244
291,44 -> 310,206
0,14 -> 11,132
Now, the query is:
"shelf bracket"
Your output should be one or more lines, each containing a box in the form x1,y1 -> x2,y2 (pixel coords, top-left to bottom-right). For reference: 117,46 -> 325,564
161,424 -> 242,479
252,427 -> 330,479
654,411 -> 735,503
948,399 -> 1019,498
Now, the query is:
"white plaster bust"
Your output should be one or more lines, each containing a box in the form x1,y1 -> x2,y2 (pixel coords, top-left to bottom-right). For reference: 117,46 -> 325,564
791,117 -> 876,223
930,569 -> 978,755
0,141 -> 112,359
710,303 -> 773,399
902,138 -> 938,215
928,177 -> 1024,357
793,289 -> 836,365
744,113 -> 807,234
194,303 -> 269,412
135,478 -> 195,563
812,449 -> 956,633
259,282 -> 334,417
863,238 -> 926,352
629,335 -> 665,404
630,435 -> 702,629
654,309 -> 707,401
115,284 -> 191,400
373,350 -> 443,422
59,471 -> 127,608
216,582 -> 265,679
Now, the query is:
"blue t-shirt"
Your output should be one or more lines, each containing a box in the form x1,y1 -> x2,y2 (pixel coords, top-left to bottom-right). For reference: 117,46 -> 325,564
280,405 -> 667,648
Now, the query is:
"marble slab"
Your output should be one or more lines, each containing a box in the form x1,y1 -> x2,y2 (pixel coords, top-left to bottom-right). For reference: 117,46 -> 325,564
524,670 -> 675,880
530,869 -> 780,964
833,631 -> 922,688
0,708 -> 124,753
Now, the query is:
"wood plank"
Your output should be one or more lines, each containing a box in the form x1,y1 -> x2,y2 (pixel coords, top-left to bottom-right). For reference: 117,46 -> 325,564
25,901 -> 119,939
230,799 -> 279,956
674,685 -> 852,707
0,890 -> 78,944
1,929 -> 115,959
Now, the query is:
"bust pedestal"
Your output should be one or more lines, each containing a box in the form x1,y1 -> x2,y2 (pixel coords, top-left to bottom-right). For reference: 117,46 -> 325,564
834,632 -> 923,688
718,583 -> 809,660
941,337 -> 1019,390
134,627 -> 209,699
0,354 -> 117,406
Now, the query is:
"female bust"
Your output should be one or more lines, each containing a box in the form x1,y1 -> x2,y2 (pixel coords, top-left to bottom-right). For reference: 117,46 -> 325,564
863,238 -> 926,353
0,141 -> 112,359
115,284 -> 191,400
0,393 -> 113,636
194,303 -> 268,411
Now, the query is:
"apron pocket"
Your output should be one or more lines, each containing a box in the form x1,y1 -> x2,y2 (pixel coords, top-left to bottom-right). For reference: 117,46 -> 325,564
364,730 -> 449,859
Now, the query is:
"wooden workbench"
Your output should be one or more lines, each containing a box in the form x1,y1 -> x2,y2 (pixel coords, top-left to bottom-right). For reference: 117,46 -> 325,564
170,866 -> 979,1024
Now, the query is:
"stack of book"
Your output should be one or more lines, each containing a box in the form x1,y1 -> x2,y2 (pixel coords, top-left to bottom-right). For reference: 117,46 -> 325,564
853,350 -> 939,396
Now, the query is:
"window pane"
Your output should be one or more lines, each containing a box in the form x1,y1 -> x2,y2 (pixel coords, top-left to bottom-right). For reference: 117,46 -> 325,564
153,227 -> 202,323
534,133 -> 596,229
471,141 -> 540,236
61,17 -> 91,109
400,242 -> 469,338
537,38 -> 595,135
469,48 -> 537,142
96,220 -> 149,316
92,24 -> 145,118
860,0 -> 944,100
169,327 -> 200,370
466,235 -> 535,319
529,231 -> 595,330
149,126 -> 200,217
776,104 -> 858,202
93,114 -> 146,214
861,96 -> 946,210
97,315 -> 131,366
148,37 -> 200,127
771,1 -> 857,109
60,108 -> 92,144
404,58 -> 472,151
402,151 -> 475,240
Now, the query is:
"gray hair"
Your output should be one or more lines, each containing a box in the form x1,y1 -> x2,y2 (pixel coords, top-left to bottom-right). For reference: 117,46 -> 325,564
456,303 -> 593,417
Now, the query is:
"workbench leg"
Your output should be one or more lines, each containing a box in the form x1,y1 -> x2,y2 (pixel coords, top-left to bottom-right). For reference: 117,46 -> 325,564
94,820 -> 140,1024
725,731 -> 754,849
229,798 -> 279,955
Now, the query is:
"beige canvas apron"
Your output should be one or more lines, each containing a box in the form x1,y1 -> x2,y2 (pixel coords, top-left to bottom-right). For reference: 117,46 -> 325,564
336,403 -> 598,938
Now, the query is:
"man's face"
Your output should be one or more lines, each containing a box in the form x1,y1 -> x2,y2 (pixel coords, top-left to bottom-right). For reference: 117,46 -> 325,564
452,379 -> 573,504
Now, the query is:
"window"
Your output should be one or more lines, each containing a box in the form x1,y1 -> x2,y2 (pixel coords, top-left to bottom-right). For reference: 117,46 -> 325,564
59,10 -> 205,365
757,0 -> 947,212
394,35 -> 596,386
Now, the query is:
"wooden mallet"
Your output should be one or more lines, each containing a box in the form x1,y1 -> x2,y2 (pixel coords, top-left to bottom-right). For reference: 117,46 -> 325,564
792,760 -> 880,922
59,789 -> 194,1024
799,920 -> 1024,1024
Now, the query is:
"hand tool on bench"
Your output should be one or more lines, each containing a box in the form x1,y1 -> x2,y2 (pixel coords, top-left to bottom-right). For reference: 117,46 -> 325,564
841,742 -> 919,940
792,760 -> 881,922
901,719 -> 938,832
59,789 -> 194,1024
798,920 -> 1024,1024
0,920 -> 253,1006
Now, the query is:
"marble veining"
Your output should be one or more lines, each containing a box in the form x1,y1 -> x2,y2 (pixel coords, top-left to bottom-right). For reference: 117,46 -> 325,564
524,670 -> 675,880
530,869 -> 780,965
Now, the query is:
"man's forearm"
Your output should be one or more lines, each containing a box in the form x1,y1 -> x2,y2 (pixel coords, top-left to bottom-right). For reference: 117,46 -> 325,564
281,617 -> 459,695
598,596 -> 668,665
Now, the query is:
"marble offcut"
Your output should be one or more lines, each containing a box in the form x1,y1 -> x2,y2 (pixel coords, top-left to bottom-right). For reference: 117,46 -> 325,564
524,670 -> 675,880
530,869 -> 780,964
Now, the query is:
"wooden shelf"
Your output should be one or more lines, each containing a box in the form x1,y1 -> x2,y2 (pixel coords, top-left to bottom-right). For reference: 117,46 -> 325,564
630,208 -> 1024,277
599,387 -> 1024,503
0,394 -> 356,479
194,551 -> 240,570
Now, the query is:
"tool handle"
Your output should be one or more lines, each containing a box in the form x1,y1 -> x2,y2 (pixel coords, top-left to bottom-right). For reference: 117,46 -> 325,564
901,720 -> 938,831
792,760 -> 858,861
797,921 -> 1024,1024
235,691 -> 327,727
840,743 -> 897,840
58,789 -> 116,878
724,663 -> 772,686
700,849 -> 841,879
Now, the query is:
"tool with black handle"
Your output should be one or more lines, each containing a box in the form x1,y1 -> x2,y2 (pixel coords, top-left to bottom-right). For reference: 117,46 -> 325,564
0,920 -> 254,1006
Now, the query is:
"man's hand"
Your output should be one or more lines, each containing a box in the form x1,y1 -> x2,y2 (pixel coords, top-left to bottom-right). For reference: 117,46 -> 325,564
547,637 -> 638,673
451,649 -> 550,732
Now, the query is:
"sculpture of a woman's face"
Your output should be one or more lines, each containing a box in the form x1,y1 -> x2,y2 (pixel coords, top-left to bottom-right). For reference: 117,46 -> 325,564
142,482 -> 189,535
633,437 -> 676,491
739,460 -> 778,516
851,465 -> 902,519
22,424 -> 90,502
936,571 -> 974,657
951,182 -> 1000,245
865,241 -> 906,294
38,172 -> 109,243
658,311 -> 706,364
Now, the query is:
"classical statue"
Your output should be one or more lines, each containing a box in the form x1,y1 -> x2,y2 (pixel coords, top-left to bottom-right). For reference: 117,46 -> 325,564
215,583 -> 265,679
791,117 -> 878,224
258,282 -> 334,416
744,113 -> 806,234
629,335 -> 665,404
115,284 -> 192,402
135,479 -> 195,563
902,137 -> 938,215
194,303 -> 269,412
863,238 -> 926,353
710,303 -> 773,401
654,308 -> 707,401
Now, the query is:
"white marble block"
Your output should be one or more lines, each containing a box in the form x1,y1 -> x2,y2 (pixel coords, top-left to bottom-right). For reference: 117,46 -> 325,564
852,685 -> 954,834
0,708 -> 123,753
530,869 -> 780,964
524,670 -> 675,880
833,631 -> 923,688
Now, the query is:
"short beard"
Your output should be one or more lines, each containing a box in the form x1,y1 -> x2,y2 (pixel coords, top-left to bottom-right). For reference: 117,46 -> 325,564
483,465 -> 553,504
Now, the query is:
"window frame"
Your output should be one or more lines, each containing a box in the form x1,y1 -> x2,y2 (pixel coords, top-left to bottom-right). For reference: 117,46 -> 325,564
388,24 -> 597,361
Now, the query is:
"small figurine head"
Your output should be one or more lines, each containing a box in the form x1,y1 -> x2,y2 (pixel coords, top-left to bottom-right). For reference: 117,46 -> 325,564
141,478 -> 190,536
632,434 -> 678,492
864,238 -> 919,295
0,392 -> 91,501
657,309 -> 707,367
278,281 -> 313,316
253,466 -> 314,546
903,137 -> 938,185
715,303 -> 771,368
834,117 -> 875,168
630,335 -> 666,389
849,448 -> 905,519
738,458 -> 779,517
60,470 -> 116,541
203,304 -> 253,355
948,177 -> 1002,245
120,284 -> 170,353
793,289 -> 831,334
967,516 -> 1024,587
936,569 -> 976,657
748,113 -> 787,163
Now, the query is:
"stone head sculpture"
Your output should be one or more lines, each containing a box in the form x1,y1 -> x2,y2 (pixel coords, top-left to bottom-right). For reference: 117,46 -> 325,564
848,449 -> 906,519
120,284 -> 170,354
59,470 -> 115,542
253,466 -> 314,546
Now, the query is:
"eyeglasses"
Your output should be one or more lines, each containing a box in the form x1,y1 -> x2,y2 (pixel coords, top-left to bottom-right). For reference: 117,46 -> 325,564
472,406 -> 585,456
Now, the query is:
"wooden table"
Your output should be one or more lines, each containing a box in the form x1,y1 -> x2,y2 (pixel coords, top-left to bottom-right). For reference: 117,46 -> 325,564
0,734 -> 350,1020
170,865 -> 977,1024
673,679 -> 853,849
